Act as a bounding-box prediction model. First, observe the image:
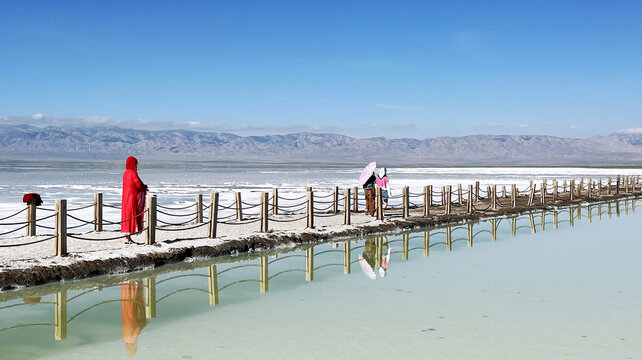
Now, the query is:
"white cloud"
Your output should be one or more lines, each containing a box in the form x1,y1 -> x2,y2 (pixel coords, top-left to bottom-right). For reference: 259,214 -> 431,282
487,123 -> 500,127
188,121 -> 201,126
620,128 -> 642,134
377,104 -> 402,110
570,125 -> 577,129
31,113 -> 44,120
518,124 -> 528,128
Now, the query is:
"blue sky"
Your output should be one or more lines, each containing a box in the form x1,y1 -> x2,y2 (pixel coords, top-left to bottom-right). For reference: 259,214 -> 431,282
1,0 -> 641,138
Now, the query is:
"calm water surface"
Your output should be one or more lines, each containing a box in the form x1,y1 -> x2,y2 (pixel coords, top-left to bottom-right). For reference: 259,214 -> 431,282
0,199 -> 641,359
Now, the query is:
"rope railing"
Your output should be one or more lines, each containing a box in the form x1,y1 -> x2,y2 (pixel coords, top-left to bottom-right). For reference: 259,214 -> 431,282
157,203 -> 196,210
1,177 -> 640,256
0,207 -> 27,221
0,235 -> 55,247
157,222 -> 208,232
67,203 -> 94,212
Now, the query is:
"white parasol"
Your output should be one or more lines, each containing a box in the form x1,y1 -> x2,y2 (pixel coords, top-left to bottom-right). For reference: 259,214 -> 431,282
358,162 -> 377,186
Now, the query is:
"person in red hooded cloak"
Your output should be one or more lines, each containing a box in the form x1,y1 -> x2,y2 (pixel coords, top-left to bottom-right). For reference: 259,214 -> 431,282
121,156 -> 147,243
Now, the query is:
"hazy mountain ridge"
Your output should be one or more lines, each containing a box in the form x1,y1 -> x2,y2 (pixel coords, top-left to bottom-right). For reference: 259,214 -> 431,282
1,125 -> 641,166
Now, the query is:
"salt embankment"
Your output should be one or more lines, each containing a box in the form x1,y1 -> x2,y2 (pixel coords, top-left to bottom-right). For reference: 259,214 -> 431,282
1,190 -> 640,289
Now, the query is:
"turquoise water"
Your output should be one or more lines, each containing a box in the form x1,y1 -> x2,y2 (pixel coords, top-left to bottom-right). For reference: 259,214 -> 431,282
1,199 -> 641,359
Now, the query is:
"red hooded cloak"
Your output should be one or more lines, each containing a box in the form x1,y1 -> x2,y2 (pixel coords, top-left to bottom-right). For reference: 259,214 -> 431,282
121,156 -> 146,233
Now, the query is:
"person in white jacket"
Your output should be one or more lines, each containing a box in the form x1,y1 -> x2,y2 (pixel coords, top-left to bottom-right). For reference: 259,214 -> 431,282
376,167 -> 391,209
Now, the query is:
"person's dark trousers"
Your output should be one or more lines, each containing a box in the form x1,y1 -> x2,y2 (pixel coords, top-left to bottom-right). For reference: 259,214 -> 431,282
364,188 -> 376,216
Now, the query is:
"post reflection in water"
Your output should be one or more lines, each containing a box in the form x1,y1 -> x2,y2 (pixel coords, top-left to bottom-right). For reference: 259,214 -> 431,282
0,197 -> 640,356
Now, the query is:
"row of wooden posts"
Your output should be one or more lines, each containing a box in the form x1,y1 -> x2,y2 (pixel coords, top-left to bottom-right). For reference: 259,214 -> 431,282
15,196 -> 640,341
22,175 -> 641,257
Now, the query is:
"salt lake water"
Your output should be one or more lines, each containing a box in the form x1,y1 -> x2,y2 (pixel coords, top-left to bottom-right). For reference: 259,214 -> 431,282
0,199 -> 641,359
2,159 -> 642,224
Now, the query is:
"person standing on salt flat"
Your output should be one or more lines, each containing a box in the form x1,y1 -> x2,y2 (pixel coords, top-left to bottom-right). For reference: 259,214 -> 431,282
121,156 -> 147,244
376,167 -> 390,209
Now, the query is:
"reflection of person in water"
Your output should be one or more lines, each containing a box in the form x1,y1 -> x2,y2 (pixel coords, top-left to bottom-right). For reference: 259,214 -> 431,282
121,280 -> 147,356
358,236 -> 391,279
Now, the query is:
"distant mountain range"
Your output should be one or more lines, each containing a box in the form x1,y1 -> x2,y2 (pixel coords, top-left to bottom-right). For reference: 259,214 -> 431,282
1,124 -> 641,166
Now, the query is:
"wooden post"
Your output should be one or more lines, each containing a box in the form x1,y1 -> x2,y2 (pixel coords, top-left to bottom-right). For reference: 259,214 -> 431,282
597,179 -> 602,196
424,185 -> 432,216
607,177 -> 612,195
333,186 -> 339,213
529,213 -> 536,234
570,206 -> 575,227
528,185 -> 535,206
458,184 -> 463,205
475,181 -> 480,202
502,185 -> 507,198
402,186 -> 409,219
272,188 -> 278,215
563,179 -> 567,193
208,192 -> 218,238
306,187 -> 314,228
491,185 -> 497,211
55,199 -> 67,257
343,241 -> 351,274
511,217 -> 516,237
195,194 -> 203,224
616,176 -> 620,194
467,185 -> 473,213
486,186 -> 491,203
146,195 -> 156,245
554,210 -> 559,229
587,178 -> 592,198
540,181 -> 546,205
445,185 -> 452,215
260,256 -> 269,293
441,186 -> 445,207
235,192 -> 243,221
344,188 -> 351,225
511,184 -> 517,208
540,210 -> 546,230
625,176 -> 630,193
569,180 -> 575,200
260,192 -> 269,232
54,290 -> 67,341
26,203 -> 36,236
94,193 -> 103,232
352,187 -> 358,213
553,180 -> 558,202
208,265 -> 219,306
145,276 -> 157,318
423,230 -> 430,257
577,179 -> 582,199
587,205 -> 592,223
306,247 -> 314,281
376,187 -> 384,220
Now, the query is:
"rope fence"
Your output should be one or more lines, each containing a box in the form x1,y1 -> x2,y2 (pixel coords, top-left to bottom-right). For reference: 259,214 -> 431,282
0,175 -> 639,257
